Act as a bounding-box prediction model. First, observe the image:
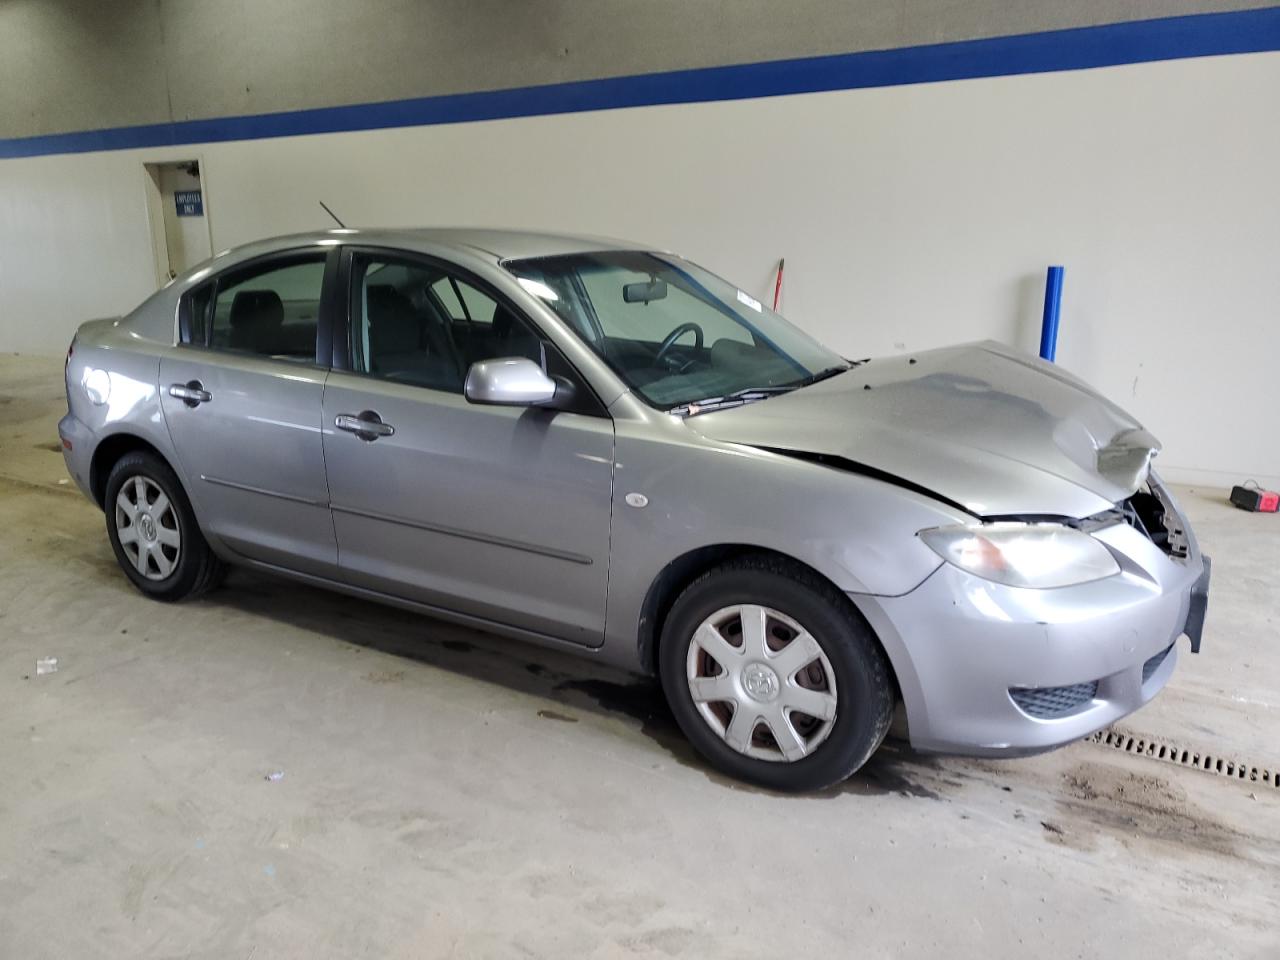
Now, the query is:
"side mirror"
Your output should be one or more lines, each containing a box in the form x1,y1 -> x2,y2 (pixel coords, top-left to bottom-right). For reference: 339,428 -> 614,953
464,357 -> 562,407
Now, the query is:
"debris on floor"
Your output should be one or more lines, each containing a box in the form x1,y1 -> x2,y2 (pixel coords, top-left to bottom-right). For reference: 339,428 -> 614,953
264,770 -> 284,782
35,657 -> 57,676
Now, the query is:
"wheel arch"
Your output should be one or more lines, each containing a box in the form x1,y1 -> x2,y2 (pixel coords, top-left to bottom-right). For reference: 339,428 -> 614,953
89,433 -> 173,508
636,544 -> 903,703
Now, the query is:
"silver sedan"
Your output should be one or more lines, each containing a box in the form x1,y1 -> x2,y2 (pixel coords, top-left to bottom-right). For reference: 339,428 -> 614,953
59,229 -> 1210,791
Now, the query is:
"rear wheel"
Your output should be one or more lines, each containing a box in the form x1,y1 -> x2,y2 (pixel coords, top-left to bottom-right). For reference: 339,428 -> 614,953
104,451 -> 224,601
659,557 -> 894,792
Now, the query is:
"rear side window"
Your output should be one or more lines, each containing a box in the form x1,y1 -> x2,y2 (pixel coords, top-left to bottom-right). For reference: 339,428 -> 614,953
188,256 -> 327,363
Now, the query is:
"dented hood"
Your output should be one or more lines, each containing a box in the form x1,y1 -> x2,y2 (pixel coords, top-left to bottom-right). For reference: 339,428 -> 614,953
688,340 -> 1159,519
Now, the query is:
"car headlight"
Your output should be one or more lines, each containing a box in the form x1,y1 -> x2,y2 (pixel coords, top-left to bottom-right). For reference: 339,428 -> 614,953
918,522 -> 1119,589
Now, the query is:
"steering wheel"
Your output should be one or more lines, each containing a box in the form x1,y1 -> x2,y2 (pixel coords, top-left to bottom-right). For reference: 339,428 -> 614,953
655,322 -> 704,366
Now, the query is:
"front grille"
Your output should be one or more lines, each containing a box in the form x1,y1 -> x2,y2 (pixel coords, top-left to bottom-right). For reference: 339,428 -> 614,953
1009,681 -> 1099,719
1142,644 -> 1174,684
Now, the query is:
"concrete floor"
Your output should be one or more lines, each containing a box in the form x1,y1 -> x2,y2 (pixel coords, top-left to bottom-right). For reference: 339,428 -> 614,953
2,354 -> 1278,959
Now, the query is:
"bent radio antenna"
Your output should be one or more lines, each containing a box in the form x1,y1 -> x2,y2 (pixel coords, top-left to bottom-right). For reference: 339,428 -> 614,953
319,200 -> 346,228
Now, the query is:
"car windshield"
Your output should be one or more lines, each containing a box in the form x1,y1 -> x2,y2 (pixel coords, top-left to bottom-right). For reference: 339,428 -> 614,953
503,251 -> 849,412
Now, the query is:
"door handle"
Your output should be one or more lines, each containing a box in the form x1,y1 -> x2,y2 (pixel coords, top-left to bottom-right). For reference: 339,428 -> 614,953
169,381 -> 212,407
335,411 -> 395,441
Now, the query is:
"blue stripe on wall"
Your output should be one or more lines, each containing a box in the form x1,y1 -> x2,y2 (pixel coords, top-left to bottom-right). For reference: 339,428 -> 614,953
3,7 -> 1278,160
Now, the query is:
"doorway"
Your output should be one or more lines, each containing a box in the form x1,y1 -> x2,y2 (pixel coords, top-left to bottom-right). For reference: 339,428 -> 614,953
143,160 -> 213,286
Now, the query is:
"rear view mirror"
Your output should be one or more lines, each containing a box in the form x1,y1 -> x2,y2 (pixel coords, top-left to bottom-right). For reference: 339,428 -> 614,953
464,357 -> 560,407
623,279 -> 667,303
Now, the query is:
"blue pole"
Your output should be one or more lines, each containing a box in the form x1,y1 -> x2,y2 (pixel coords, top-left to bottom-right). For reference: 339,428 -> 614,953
1039,265 -> 1064,362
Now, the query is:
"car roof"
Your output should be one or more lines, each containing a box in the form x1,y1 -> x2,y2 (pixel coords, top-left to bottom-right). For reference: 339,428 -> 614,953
214,227 -> 654,265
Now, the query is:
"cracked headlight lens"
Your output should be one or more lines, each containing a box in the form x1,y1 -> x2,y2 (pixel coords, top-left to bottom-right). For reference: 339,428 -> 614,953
918,522 -> 1119,589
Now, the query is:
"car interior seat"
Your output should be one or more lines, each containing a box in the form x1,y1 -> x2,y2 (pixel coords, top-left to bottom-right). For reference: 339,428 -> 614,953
489,305 -> 543,365
366,285 -> 462,388
228,290 -> 285,354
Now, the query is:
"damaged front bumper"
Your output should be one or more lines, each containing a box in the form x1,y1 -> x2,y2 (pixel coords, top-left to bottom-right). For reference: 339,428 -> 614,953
854,477 -> 1209,758
1184,555 -> 1211,653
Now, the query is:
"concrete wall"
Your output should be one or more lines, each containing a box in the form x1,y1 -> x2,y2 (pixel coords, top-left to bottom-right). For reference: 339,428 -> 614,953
1,0 -> 1271,137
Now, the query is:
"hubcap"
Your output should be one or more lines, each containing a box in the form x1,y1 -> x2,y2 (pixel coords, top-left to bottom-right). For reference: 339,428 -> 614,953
742,663 -> 780,702
685,604 -> 838,763
114,475 -> 181,581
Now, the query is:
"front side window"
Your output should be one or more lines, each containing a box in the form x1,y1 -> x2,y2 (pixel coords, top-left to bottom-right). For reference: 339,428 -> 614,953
504,251 -> 848,411
349,256 -> 546,393
429,276 -> 501,327
199,256 -> 326,363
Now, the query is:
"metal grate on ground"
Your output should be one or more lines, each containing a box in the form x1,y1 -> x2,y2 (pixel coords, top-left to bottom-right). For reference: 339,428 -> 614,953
1086,727 -> 1279,789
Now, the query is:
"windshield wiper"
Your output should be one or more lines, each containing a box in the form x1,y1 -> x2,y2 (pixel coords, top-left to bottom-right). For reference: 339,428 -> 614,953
668,386 -> 789,417
668,365 -> 853,417
786,364 -> 852,389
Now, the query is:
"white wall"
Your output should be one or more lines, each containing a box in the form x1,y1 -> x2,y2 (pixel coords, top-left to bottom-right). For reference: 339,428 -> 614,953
1,51 -> 1277,486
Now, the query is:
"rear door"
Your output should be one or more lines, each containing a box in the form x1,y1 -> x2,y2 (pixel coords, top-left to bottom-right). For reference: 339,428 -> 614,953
159,248 -> 340,575
320,248 -> 615,645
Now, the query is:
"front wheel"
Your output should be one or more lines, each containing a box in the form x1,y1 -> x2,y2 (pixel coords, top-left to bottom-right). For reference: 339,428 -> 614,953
104,451 -> 224,601
658,557 -> 895,792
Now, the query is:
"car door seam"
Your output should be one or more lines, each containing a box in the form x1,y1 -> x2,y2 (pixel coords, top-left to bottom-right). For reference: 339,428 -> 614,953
318,368 -> 342,566
600,424 -> 619,645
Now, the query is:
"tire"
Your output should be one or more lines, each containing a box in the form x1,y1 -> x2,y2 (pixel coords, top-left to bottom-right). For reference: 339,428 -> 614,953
104,450 -> 225,601
658,556 -> 894,792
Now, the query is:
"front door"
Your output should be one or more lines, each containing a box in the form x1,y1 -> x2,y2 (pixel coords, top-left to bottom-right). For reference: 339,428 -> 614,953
321,251 -> 614,645
159,249 -> 338,575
